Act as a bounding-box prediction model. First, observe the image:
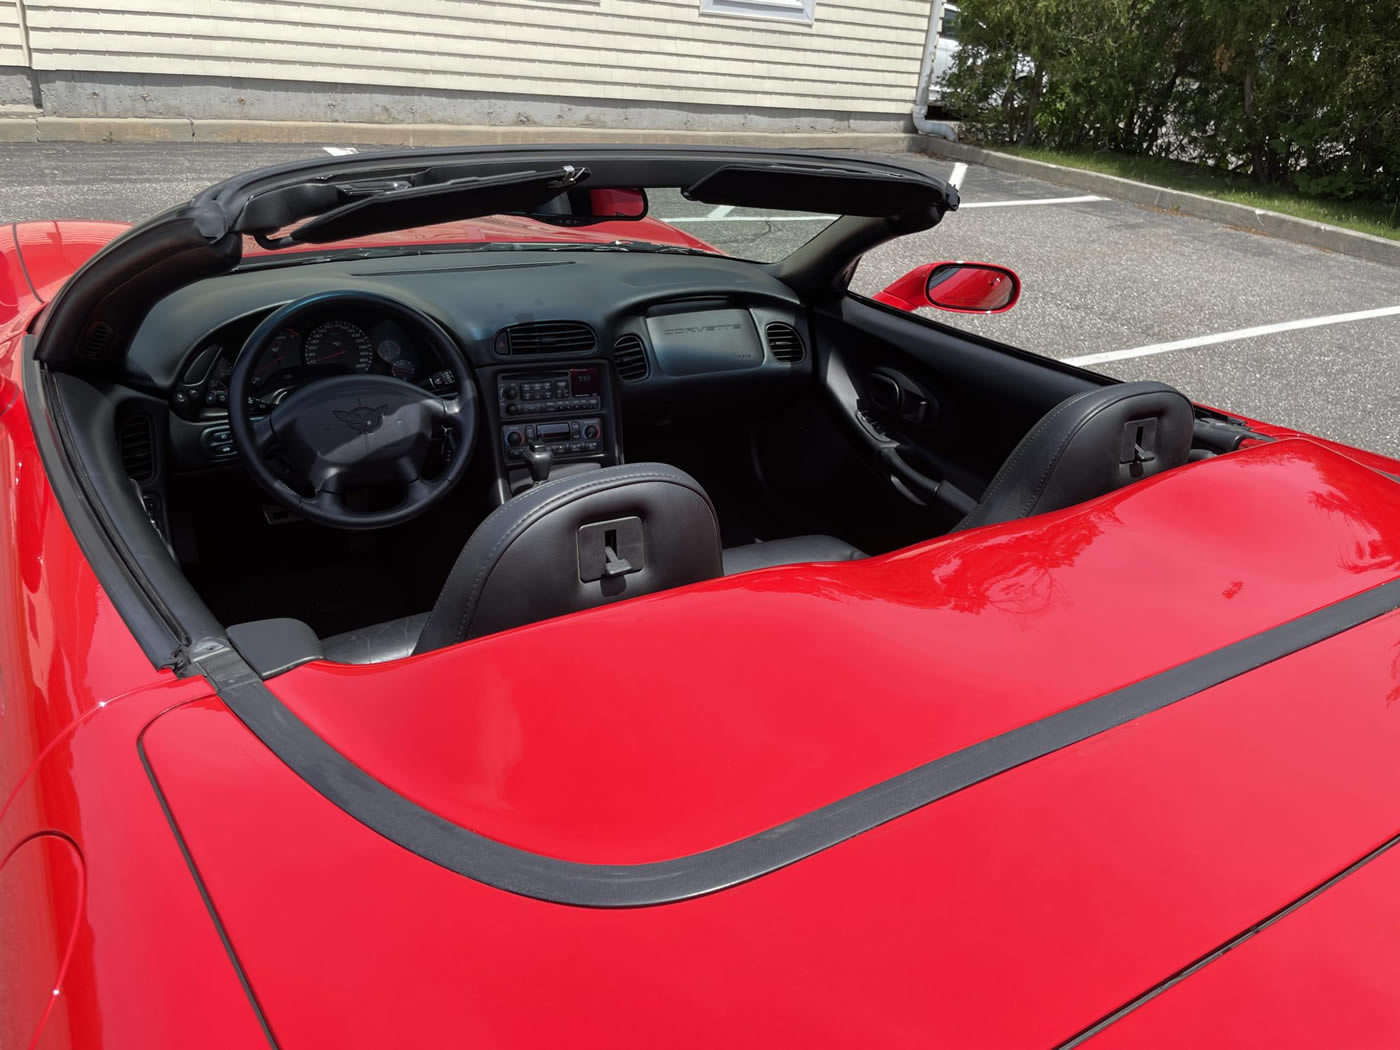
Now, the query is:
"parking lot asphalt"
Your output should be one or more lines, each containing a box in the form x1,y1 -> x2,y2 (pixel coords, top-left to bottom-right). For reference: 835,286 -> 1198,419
2,140 -> 1396,456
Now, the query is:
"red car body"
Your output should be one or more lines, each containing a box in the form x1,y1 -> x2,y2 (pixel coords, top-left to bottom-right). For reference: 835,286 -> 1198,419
5,213 -> 1400,1049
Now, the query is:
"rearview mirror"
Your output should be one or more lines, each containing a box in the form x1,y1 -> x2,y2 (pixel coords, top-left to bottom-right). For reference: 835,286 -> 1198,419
529,187 -> 648,226
873,262 -> 1021,314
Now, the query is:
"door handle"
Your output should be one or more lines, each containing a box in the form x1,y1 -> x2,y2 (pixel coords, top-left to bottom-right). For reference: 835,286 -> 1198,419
880,447 -> 975,516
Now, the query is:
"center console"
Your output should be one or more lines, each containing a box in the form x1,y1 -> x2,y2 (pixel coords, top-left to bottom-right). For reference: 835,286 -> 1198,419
487,362 -> 618,497
498,365 -> 608,459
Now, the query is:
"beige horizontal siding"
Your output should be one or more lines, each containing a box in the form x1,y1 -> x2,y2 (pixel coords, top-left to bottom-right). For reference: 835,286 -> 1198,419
24,0 -> 931,113
0,1 -> 25,66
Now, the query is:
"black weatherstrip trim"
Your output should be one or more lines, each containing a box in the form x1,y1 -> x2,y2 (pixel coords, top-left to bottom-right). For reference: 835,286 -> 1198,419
209,577 -> 1400,908
138,721 -> 280,1048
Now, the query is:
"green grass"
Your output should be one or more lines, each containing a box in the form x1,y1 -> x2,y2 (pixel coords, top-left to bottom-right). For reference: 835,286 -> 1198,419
998,146 -> 1400,241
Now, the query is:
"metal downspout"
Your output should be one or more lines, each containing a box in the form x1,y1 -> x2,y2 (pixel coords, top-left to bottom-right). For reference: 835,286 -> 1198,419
912,0 -> 957,140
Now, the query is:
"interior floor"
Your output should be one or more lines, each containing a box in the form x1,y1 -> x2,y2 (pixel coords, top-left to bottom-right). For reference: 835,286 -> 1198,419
176,472 -> 486,637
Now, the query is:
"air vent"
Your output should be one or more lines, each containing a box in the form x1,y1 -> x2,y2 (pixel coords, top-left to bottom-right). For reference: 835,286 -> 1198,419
81,322 -> 115,360
496,321 -> 596,355
613,333 -> 650,382
118,413 -> 155,483
765,321 -> 805,363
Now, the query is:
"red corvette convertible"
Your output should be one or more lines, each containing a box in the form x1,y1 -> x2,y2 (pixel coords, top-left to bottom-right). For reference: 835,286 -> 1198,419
4,147 -> 1400,1049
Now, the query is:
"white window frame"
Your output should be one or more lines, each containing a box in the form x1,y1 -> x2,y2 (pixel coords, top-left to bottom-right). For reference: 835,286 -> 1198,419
700,0 -> 815,24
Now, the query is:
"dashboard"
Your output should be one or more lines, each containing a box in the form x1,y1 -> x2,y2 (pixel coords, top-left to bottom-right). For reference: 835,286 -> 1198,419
133,249 -> 813,486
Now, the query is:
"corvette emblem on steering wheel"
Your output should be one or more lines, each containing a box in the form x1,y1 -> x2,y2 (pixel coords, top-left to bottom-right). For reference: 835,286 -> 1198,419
333,405 -> 389,435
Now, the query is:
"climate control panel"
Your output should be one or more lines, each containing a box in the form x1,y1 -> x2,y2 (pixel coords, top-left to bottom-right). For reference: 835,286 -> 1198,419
501,418 -> 604,460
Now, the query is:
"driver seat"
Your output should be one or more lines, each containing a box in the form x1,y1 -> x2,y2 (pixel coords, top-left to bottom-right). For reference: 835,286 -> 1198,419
320,463 -> 864,664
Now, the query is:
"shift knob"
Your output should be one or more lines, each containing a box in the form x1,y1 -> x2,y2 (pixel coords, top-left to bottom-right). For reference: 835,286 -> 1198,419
523,443 -> 553,484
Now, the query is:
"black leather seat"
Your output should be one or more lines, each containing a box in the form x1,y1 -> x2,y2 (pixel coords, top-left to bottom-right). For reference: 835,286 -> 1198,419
320,463 -> 864,664
954,380 -> 1194,532
721,534 -> 865,575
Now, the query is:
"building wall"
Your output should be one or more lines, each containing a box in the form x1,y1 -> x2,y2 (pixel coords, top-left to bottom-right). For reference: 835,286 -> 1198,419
0,0 -> 31,106
0,0 -> 24,65
11,0 -> 931,128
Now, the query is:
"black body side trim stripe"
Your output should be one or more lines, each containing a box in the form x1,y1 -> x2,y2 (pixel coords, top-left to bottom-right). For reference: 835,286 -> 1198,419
210,577 -> 1400,908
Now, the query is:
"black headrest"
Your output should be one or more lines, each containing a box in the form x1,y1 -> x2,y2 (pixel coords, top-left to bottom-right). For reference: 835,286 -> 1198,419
414,463 -> 722,652
956,381 -> 1194,532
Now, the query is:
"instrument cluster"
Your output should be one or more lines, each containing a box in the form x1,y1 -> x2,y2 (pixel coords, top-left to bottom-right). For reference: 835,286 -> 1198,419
173,309 -> 449,418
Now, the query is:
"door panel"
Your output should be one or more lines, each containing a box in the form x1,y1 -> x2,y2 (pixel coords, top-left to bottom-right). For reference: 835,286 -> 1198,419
814,295 -> 1107,505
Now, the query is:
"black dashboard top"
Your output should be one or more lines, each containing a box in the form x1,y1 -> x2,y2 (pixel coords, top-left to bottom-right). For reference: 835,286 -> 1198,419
125,249 -> 809,394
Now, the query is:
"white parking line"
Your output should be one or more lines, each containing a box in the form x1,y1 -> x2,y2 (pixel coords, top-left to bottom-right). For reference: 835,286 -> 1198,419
662,214 -> 836,223
1067,304 -> 1400,366
949,162 -> 968,189
665,196 -> 1103,223
322,146 -> 358,156
960,195 -> 1107,209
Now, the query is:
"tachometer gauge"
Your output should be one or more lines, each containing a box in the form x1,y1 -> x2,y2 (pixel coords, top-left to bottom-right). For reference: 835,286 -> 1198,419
304,321 -> 374,372
252,328 -> 302,388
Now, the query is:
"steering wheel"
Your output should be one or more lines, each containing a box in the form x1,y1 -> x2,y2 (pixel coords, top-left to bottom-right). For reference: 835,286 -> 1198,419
227,290 -> 477,529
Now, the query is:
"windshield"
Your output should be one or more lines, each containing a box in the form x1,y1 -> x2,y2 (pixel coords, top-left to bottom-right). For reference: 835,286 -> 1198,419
239,185 -> 840,266
639,188 -> 837,262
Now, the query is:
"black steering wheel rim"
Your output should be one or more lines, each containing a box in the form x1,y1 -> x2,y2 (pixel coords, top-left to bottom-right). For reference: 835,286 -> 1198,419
227,290 -> 477,529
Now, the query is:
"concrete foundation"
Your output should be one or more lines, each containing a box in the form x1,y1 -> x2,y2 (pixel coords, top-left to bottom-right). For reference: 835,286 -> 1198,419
32,71 -> 911,134
0,65 -> 37,108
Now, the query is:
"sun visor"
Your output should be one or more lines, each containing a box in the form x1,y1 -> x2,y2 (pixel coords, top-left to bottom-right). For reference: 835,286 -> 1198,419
275,167 -> 590,246
682,163 -> 956,217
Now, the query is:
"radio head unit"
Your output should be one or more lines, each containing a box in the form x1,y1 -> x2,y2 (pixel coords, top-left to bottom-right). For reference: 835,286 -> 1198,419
498,367 -> 602,417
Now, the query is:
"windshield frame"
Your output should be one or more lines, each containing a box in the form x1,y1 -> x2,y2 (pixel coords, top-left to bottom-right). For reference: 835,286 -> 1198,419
36,146 -> 957,376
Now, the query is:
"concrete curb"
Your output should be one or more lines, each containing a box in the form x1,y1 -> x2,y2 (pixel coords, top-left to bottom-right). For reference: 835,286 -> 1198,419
916,138 -> 1400,269
0,114 -> 920,152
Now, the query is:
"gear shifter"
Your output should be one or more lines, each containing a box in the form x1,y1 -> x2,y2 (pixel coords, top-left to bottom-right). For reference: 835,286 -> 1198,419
522,442 -> 553,485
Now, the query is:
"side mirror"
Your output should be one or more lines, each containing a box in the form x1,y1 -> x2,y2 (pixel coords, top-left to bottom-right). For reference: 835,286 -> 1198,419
873,262 -> 1021,314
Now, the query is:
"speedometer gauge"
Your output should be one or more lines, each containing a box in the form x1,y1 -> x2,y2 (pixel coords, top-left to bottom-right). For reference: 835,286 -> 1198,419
304,321 -> 374,373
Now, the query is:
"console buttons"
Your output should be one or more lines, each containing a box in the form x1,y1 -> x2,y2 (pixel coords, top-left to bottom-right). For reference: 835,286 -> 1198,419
202,426 -> 236,458
506,397 -> 600,415
503,385 -> 518,400
584,424 -> 599,439
506,431 -> 524,447
856,408 -> 892,442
